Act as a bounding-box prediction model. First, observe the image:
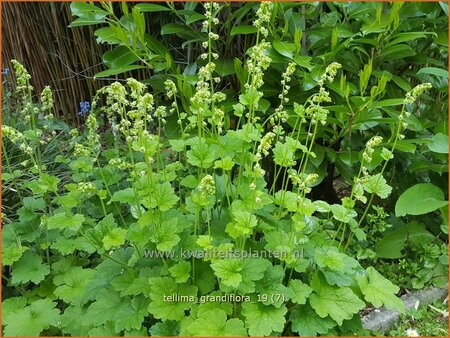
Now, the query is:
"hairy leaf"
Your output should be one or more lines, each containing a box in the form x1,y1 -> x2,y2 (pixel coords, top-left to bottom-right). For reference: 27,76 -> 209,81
357,267 -> 405,313
309,273 -> 365,325
241,302 -> 287,336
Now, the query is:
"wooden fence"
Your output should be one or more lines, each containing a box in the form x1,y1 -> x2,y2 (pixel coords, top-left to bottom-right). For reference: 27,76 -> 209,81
2,2 -> 107,126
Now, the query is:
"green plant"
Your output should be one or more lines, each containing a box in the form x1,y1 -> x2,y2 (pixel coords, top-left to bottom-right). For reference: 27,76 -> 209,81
356,207 -> 448,291
2,2 -> 446,337
69,1 -> 177,77
1,61 -> 72,221
386,299 -> 448,337
73,1 -> 448,213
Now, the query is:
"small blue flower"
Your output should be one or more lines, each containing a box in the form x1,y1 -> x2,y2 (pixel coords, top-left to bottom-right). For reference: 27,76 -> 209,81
78,101 -> 91,116
2,67 -> 9,75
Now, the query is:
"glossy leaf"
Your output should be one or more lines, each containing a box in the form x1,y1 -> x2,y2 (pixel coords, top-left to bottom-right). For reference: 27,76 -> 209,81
230,25 -> 257,36
94,65 -> 145,79
395,183 -> 448,217
135,3 -> 170,12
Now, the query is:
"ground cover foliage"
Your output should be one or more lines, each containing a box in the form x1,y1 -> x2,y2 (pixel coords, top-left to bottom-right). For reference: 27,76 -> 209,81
388,298 -> 449,337
1,1 -> 448,337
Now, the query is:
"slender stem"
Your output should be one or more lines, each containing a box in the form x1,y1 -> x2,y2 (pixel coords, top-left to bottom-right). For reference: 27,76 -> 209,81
1,139 -> 23,200
99,196 -> 107,217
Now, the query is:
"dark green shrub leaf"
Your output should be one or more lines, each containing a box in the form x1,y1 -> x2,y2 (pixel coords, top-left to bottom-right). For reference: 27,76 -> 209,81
94,65 -> 146,79
230,25 -> 257,36
375,222 -> 435,259
395,183 -> 448,217
135,3 -> 170,12
103,46 -> 140,68
428,133 -> 449,153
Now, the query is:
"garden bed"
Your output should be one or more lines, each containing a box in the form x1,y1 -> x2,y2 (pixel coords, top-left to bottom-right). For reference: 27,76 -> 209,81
1,1 -> 448,337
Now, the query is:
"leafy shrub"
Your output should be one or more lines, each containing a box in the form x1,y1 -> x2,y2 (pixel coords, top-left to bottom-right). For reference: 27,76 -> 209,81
2,2 -> 447,337
71,0 -> 448,214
